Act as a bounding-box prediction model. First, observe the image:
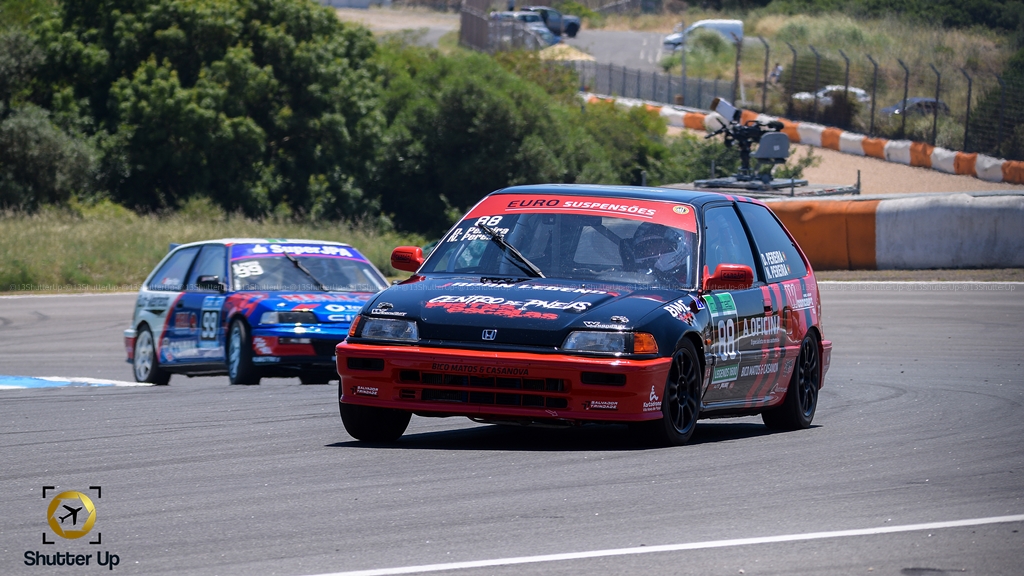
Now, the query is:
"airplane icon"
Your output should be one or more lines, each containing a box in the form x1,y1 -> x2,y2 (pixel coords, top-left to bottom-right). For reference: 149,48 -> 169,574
59,505 -> 83,525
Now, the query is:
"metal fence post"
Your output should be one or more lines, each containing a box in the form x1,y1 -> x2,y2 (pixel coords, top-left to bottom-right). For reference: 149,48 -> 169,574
758,36 -> 769,113
996,74 -> 1006,151
785,42 -> 797,116
960,67 -> 973,153
622,65 -> 627,97
810,45 -> 821,122
897,59 -> 910,139
839,49 -> 850,100
866,54 -> 879,137
732,32 -> 742,104
929,63 -> 941,146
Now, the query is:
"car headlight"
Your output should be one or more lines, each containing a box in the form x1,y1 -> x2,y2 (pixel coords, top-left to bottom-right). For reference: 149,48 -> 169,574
562,331 -> 659,355
359,318 -> 419,342
563,331 -> 627,354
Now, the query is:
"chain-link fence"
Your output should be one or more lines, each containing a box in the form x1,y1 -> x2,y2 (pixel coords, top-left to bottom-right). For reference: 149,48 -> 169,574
568,61 -> 733,111
735,39 -> 1024,160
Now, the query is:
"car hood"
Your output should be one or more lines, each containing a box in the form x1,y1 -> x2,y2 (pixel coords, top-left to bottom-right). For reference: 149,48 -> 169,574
228,291 -> 376,325
361,276 -> 685,348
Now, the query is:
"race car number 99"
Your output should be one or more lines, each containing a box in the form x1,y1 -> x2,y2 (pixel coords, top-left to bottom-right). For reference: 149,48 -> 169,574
233,261 -> 264,278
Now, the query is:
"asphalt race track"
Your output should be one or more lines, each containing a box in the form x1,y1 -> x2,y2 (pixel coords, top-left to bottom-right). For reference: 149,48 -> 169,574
1,283 -> 1022,575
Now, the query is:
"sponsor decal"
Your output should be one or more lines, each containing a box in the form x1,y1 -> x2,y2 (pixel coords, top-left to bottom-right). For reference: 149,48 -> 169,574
441,281 -> 614,296
174,312 -> 197,332
430,363 -> 529,376
252,356 -> 279,363
711,363 -> 740,385
740,362 -> 779,378
761,250 -> 791,281
162,339 -> 198,362
252,337 -> 274,356
426,301 -> 558,319
25,486 -> 122,569
463,194 -> 698,233
369,309 -> 407,317
143,295 -> 171,310
351,385 -> 379,397
782,282 -> 814,310
663,299 -> 695,323
741,316 -> 781,338
583,400 -> 619,411
582,321 -> 624,329
642,385 -> 662,412
235,243 -> 356,258
428,295 -> 590,312
278,293 -> 367,303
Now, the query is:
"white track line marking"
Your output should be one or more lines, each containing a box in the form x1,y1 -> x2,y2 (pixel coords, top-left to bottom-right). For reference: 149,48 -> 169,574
309,514 -> 1024,576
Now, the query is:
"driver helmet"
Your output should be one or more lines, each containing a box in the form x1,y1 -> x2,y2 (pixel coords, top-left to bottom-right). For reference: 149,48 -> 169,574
632,223 -> 690,276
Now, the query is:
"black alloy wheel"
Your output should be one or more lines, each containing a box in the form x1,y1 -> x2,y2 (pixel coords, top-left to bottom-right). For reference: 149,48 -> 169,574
763,333 -> 820,430
632,340 -> 702,446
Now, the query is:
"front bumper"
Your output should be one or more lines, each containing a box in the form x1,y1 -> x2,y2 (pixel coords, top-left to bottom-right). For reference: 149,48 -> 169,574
336,342 -> 672,424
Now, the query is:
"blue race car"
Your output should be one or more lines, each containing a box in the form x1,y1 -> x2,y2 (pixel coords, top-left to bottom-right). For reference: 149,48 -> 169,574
124,239 -> 388,385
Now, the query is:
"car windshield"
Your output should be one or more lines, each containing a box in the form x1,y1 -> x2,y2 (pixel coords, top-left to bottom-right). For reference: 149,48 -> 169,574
422,197 -> 699,290
230,252 -> 386,293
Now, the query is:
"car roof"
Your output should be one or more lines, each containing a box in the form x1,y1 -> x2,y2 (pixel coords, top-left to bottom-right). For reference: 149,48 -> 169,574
172,238 -> 356,249
486,184 -> 754,210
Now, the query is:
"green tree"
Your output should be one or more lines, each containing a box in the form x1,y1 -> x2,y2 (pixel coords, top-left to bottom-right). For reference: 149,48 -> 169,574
30,0 -> 384,217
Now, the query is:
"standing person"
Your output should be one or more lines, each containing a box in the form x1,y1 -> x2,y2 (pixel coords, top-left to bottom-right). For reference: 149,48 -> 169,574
507,0 -> 514,10
769,63 -> 784,84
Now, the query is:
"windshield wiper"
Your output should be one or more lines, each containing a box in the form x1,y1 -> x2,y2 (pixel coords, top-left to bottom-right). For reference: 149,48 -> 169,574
477,223 -> 544,278
282,252 -> 331,292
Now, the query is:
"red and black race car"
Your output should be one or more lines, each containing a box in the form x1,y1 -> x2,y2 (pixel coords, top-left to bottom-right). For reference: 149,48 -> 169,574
336,184 -> 832,446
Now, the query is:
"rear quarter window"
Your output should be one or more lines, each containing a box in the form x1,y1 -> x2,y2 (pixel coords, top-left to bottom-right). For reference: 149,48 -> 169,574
736,202 -> 807,282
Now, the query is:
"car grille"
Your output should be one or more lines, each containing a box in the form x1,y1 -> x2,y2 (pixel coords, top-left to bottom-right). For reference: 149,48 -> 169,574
312,339 -> 344,357
397,370 -> 568,409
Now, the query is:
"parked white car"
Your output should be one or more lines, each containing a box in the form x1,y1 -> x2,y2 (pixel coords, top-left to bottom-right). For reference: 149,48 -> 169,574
792,85 -> 871,107
663,19 -> 743,51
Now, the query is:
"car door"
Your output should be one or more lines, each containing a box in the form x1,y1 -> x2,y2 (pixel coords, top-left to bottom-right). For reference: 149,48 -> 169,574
175,243 -> 229,365
142,245 -> 201,366
735,201 -> 813,406
700,203 -> 767,406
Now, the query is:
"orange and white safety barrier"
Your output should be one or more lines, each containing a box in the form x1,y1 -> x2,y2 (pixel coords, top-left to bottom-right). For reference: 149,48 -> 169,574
766,193 -> 1024,270
583,93 -> 1024,186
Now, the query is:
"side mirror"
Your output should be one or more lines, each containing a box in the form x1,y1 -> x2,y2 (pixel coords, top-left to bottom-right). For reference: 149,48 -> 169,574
703,264 -> 754,292
391,246 -> 424,273
197,275 -> 226,293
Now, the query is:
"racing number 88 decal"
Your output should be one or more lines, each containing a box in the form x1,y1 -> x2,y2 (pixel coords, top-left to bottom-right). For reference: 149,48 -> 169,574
200,311 -> 218,341
716,318 -> 737,359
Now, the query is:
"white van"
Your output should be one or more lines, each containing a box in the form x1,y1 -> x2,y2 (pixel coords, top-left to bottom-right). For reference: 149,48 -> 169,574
662,19 -> 744,51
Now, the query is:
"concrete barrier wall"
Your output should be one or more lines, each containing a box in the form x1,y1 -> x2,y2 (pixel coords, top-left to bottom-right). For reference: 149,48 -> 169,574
581,93 -> 1024,187
767,193 -> 1024,270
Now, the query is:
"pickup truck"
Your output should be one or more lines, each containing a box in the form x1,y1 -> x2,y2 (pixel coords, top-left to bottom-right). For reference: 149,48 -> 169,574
521,6 -> 581,37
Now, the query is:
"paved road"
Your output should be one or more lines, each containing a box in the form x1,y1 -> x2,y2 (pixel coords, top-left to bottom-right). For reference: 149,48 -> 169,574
1,285 -> 1022,575
565,30 -> 668,74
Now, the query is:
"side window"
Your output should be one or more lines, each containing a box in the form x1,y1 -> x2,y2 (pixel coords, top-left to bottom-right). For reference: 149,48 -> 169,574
186,244 -> 228,292
736,202 -> 807,282
703,205 -> 757,277
148,247 -> 200,291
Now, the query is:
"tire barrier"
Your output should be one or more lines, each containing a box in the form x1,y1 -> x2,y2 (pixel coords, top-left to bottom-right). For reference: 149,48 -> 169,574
583,93 -> 1024,186
765,193 -> 1024,270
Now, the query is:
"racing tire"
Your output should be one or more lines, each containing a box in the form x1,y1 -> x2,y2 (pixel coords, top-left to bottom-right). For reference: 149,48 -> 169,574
133,326 -> 170,386
631,340 -> 701,447
227,319 -> 262,385
340,387 -> 411,442
762,333 -> 820,430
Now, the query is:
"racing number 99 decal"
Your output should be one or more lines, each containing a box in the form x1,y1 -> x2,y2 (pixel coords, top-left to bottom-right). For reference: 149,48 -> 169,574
200,296 -> 225,347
